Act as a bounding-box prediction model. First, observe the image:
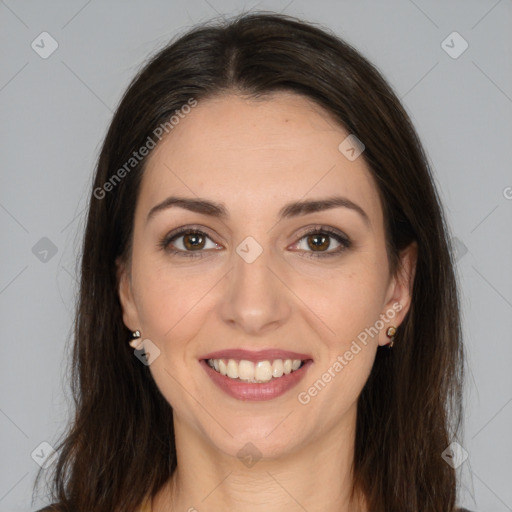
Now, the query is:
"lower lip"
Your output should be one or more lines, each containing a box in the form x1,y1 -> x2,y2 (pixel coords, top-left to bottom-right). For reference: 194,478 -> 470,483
201,359 -> 313,401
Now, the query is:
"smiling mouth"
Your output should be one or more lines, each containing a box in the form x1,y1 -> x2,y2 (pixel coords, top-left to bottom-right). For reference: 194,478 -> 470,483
205,358 -> 307,383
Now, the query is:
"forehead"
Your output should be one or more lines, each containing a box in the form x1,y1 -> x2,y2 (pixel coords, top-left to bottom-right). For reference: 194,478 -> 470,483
139,92 -> 382,226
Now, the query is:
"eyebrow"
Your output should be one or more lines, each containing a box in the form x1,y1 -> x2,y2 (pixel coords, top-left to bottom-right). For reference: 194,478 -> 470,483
146,195 -> 370,227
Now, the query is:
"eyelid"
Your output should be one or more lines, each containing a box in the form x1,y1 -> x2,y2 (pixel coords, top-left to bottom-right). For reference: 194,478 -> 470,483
162,224 -> 220,243
294,224 -> 349,240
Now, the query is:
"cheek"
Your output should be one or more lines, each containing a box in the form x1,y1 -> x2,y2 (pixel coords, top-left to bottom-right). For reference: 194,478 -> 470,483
294,273 -> 383,426
290,260 -> 387,401
294,263 -> 387,350
130,251 -> 222,353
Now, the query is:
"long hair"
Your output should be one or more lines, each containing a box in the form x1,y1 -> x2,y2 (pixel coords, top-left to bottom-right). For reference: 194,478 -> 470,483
34,12 -> 464,512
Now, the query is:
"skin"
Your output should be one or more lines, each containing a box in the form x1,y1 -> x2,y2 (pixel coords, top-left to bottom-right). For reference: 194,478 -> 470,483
118,92 -> 417,512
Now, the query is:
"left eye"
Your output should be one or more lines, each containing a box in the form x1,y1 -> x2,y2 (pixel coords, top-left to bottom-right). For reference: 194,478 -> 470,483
297,233 -> 340,251
297,233 -> 341,252
290,229 -> 351,256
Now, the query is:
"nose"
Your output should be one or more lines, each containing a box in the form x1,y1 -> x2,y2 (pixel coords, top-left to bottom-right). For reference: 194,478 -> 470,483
218,244 -> 292,336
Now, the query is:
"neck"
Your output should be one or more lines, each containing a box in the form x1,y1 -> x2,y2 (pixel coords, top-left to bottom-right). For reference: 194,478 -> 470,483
152,406 -> 367,512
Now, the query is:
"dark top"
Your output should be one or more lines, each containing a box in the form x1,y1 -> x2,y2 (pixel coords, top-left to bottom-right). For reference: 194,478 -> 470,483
36,506 -> 476,512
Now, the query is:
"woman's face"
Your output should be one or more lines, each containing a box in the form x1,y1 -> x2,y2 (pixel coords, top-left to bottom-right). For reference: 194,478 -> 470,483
118,92 -> 415,460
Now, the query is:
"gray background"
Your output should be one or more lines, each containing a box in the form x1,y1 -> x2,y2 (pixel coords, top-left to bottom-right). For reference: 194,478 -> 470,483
1,1 -> 511,511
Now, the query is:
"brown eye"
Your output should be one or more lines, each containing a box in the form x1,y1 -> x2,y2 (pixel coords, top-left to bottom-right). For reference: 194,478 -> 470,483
306,233 -> 330,251
290,227 -> 351,258
182,232 -> 206,250
162,228 -> 222,257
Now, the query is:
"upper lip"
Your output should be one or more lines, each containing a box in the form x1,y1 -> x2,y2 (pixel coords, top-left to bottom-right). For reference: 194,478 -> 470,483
201,349 -> 312,362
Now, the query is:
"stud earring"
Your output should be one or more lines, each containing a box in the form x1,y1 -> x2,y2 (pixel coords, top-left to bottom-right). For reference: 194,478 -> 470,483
386,326 -> 397,348
129,330 -> 143,349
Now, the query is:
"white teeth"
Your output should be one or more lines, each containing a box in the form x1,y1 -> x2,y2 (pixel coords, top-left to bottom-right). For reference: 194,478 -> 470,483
238,360 -> 255,381
255,361 -> 273,382
227,359 -> 238,379
272,359 -> 284,378
207,358 -> 304,382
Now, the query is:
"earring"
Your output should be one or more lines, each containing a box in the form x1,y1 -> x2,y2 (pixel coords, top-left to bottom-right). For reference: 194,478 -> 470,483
129,330 -> 143,349
386,326 -> 397,348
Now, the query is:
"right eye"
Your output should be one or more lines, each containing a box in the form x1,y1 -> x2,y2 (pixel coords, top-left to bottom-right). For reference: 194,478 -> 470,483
160,228 -> 223,257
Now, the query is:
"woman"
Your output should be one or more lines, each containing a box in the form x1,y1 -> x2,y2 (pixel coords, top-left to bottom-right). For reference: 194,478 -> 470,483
34,12 -> 471,512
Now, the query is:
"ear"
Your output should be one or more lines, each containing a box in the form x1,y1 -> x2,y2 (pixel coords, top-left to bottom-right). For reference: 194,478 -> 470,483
116,257 -> 141,333
378,241 -> 418,347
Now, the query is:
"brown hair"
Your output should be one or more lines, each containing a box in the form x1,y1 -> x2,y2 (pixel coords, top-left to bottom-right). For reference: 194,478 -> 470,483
34,12 -> 464,512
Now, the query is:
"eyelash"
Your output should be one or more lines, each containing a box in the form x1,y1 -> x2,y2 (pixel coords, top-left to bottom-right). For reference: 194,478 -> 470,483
159,225 -> 352,259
